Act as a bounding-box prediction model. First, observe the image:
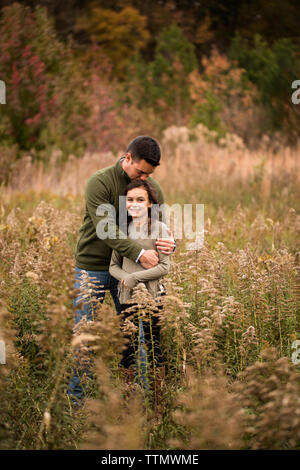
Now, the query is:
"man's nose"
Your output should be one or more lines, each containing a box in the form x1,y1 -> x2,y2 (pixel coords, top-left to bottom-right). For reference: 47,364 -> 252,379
140,174 -> 148,181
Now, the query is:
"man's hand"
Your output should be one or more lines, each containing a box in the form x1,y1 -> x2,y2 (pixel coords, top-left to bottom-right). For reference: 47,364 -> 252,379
139,250 -> 159,269
156,229 -> 176,255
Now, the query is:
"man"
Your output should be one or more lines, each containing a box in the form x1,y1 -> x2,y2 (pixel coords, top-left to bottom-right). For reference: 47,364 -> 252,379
68,136 -> 175,403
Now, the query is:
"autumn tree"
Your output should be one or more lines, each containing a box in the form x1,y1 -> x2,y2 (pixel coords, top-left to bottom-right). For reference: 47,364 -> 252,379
0,3 -> 129,159
75,3 -> 149,78
0,3 -> 64,151
189,46 -> 264,144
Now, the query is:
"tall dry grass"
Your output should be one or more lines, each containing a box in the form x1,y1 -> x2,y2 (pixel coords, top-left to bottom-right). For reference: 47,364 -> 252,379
3,125 -> 300,203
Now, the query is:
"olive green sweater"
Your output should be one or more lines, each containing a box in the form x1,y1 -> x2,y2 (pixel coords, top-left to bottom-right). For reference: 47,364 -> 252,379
75,158 -> 164,271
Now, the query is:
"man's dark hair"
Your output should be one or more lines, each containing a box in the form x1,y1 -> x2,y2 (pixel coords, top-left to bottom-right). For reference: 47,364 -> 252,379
126,136 -> 161,167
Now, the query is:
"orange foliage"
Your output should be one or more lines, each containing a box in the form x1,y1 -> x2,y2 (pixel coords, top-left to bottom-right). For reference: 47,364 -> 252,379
189,46 -> 266,145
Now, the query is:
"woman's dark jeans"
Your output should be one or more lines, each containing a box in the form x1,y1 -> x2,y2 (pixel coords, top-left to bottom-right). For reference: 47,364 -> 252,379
120,302 -> 163,388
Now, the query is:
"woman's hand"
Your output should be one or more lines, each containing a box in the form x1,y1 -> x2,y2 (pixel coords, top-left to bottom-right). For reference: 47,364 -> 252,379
121,279 -> 131,290
121,275 -> 137,290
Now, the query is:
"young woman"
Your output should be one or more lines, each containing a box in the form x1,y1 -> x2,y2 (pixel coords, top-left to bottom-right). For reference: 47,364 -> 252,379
109,180 -> 171,385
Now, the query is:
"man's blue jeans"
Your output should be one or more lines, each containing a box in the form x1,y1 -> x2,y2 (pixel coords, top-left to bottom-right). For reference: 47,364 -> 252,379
67,267 -> 147,402
73,266 -> 122,321
67,267 -> 122,401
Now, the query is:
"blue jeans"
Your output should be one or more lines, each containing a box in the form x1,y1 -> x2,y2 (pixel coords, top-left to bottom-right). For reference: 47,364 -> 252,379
67,267 -> 148,401
73,266 -> 121,320
67,267 -> 122,401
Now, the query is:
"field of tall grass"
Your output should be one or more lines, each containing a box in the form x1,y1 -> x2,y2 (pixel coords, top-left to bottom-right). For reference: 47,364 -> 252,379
0,127 -> 299,450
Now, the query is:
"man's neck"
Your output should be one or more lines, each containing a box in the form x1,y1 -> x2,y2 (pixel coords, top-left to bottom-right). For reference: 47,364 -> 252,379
120,157 -> 130,179
120,156 -> 126,170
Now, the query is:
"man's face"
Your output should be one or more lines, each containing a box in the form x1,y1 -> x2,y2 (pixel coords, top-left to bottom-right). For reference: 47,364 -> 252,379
124,153 -> 155,181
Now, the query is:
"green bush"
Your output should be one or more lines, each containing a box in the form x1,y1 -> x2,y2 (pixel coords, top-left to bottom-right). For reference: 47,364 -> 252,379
228,34 -> 300,140
124,25 -> 197,126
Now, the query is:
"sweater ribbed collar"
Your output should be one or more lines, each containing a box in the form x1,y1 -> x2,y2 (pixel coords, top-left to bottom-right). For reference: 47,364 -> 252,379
115,156 -> 131,183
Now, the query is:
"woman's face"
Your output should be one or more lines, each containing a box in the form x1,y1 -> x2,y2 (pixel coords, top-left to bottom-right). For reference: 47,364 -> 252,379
126,187 -> 152,219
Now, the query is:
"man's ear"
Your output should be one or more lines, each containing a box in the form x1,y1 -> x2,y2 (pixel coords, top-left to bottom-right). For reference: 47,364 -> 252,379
125,152 -> 132,163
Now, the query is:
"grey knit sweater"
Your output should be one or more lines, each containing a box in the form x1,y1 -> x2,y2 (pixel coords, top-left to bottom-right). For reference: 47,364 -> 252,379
109,220 -> 170,304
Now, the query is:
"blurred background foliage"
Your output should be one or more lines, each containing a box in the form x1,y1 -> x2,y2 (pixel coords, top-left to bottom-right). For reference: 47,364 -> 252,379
0,0 -> 299,176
